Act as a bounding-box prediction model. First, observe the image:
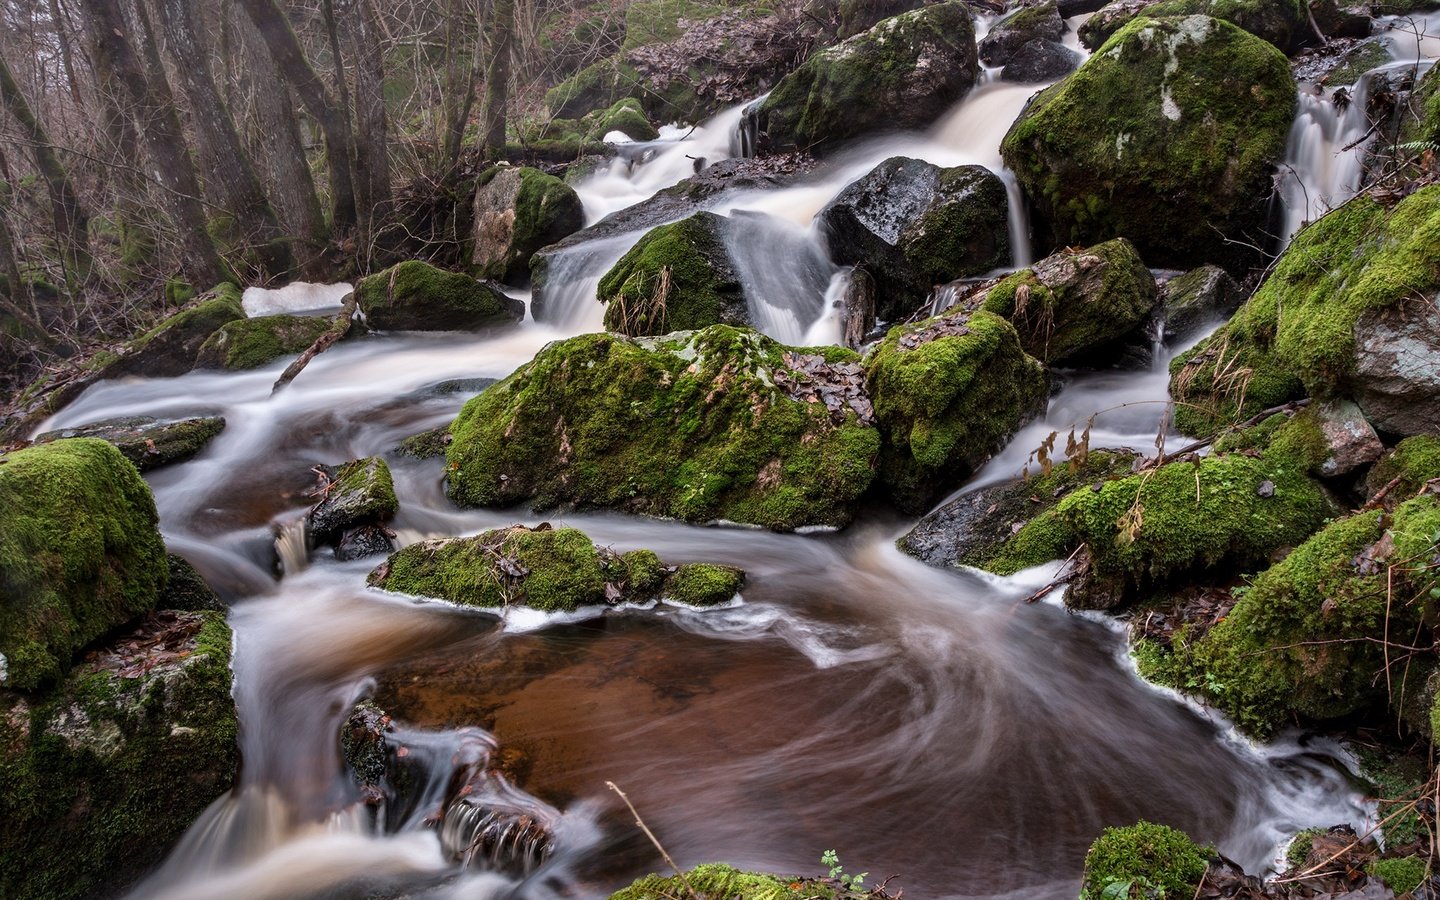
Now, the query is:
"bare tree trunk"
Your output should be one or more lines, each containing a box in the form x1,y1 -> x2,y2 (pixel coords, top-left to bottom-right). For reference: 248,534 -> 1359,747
151,0 -> 293,278
481,0 -> 515,159
441,0 -> 483,172
0,50 -> 92,296
237,0 -> 359,238
78,0 -> 227,288
48,0 -> 83,105
351,0 -> 391,250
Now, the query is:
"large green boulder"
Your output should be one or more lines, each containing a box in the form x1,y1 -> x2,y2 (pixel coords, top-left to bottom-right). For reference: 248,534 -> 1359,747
445,327 -> 880,531
1080,0 -> 1313,51
979,237 -> 1157,365
598,211 -> 747,335
749,3 -> 979,155
585,98 -> 659,141
0,439 -> 167,691
355,260 -> 524,331
102,284 -> 246,378
0,610 -> 238,900
471,166 -> 585,284
980,0 -> 1065,65
1171,186 -> 1440,437
1001,15 -> 1295,269
195,313 -> 331,370
864,309 -> 1048,512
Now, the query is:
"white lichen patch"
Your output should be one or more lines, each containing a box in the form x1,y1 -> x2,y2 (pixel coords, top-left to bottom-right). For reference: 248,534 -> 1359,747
1161,86 -> 1182,121
1115,132 -> 1132,157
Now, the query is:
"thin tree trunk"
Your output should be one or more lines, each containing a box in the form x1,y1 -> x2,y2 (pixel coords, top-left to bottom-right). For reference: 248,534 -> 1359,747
237,0 -> 358,238
351,0 -> 390,227
443,0 -> 483,171
151,0 -> 293,278
78,0 -> 227,288
481,0 -> 515,159
48,0 -> 83,106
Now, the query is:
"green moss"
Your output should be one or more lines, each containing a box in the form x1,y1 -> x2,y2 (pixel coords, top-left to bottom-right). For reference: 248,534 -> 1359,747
663,562 -> 744,606
474,167 -> 585,283
1285,827 -> 1325,870
898,166 -> 1011,286
103,285 -> 245,379
545,58 -> 644,119
599,212 -> 741,335
587,98 -> 659,141
395,426 -> 450,459
310,457 -> 399,542
1399,60 -> 1440,150
1372,856 -> 1428,893
196,314 -> 330,370
622,0 -> 723,49
864,309 -> 1051,512
354,260 -> 521,331
1080,821 -> 1209,899
1171,187 -> 1440,436
164,278 -> 196,306
1357,747 -> 1430,845
610,863 -> 830,900
622,549 -> 667,596
1368,436 -> 1440,501
445,326 -> 880,531
1083,0 -> 1309,51
0,440 -> 167,691
1002,15 -> 1296,268
1328,39 -> 1393,86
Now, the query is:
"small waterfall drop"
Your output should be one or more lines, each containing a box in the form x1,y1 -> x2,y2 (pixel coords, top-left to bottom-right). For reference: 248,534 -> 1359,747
1278,81 -> 1375,244
273,516 -> 309,576
723,210 -> 838,344
530,233 -> 640,331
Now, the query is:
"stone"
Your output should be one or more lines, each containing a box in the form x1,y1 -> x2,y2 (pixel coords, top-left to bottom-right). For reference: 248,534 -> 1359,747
1001,38 -> 1082,81
34,415 -> 226,472
471,166 -> 584,284
1158,264 -> 1243,341
980,1 -> 1065,65
597,211 -> 747,335
1314,399 -> 1384,476
308,456 -> 399,544
195,313 -> 332,370
355,260 -> 523,332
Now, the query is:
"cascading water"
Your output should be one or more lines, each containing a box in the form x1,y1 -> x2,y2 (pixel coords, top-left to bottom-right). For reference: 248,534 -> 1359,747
1278,80 -> 1378,243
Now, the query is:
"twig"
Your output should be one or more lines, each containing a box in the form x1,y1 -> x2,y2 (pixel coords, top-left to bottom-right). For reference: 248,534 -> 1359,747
1022,544 -> 1084,604
272,291 -> 359,393
606,781 -> 700,900
1163,398 -> 1312,458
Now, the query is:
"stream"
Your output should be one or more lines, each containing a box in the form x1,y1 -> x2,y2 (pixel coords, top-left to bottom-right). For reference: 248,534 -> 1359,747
34,13 -> 1440,898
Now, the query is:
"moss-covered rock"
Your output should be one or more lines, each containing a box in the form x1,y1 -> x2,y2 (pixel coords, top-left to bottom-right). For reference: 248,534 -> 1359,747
102,284 -> 245,378
1080,821 -> 1209,899
1367,435 -> 1440,501
864,309 -> 1048,512
34,415 -> 226,472
1002,15 -> 1295,269
445,327 -> 880,531
610,863 -> 835,900
980,238 -> 1157,365
0,610 -> 238,900
1399,58 -> 1440,151
159,553 -> 225,612
599,212 -> 746,335
979,0 -> 1064,65
1158,264 -> 1243,342
1169,186 -> 1440,437
1080,0 -> 1312,52
664,562 -> 745,606
308,456 -> 399,547
1372,855 -> 1428,894
0,439 -> 167,691
586,98 -> 660,141
1325,38 -> 1394,87
195,313 -> 331,370
471,166 -> 585,284
546,58 -> 644,119
750,3 -> 979,155
355,260 -> 524,331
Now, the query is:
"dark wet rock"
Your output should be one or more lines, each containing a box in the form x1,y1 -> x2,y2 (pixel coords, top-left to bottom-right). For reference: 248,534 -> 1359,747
308,456 -> 400,545
0,610 -> 238,900
980,1 -> 1065,65
404,377 -> 499,401
471,166 -> 584,284
598,211 -> 747,336
817,157 -> 1010,321
1058,0 -> 1111,14
1310,0 -> 1373,40
355,260 -> 523,332
159,553 -> 226,612
34,414 -> 226,472
1001,38 -> 1082,81
395,426 -> 451,460
749,4 -> 979,155
195,313 -> 332,370
1352,297 -> 1440,436
0,439 -> 167,691
1004,15 -> 1296,270
1158,264 -> 1243,341
336,525 -> 396,562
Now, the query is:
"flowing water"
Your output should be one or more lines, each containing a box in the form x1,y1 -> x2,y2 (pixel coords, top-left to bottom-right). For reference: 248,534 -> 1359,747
38,12 -> 1440,898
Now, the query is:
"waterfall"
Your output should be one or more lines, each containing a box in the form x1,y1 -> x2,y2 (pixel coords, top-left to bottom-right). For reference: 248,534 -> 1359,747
242,281 -> 352,317
1277,80 -> 1376,244
530,233 -> 640,331
273,516 -> 309,577
723,210 -> 838,344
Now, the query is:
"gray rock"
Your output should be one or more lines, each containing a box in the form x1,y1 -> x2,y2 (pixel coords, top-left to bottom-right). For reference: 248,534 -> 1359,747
1159,264 -> 1244,341
471,166 -> 583,285
309,456 -> 400,544
1315,399 -> 1384,476
980,1 -> 1065,66
1352,300 -> 1440,436
35,415 -> 226,472
336,525 -> 396,561
1001,38 -> 1081,82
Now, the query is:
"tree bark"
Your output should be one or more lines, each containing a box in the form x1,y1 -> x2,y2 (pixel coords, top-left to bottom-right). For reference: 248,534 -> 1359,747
481,0 -> 515,159
351,0 -> 390,213
237,0 -> 359,238
78,0 -> 227,288
47,0 -> 84,106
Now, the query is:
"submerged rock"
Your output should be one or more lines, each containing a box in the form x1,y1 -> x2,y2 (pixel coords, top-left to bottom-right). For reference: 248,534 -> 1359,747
979,0 -> 1065,66
978,237 -> 1158,365
355,260 -> 523,332
598,211 -> 747,335
749,3 -> 979,154
1002,15 -> 1296,269
471,166 -> 584,284
0,439 -> 167,691
34,415 -> 226,472
369,524 -> 745,612
195,313 -> 332,370
444,326 -> 879,531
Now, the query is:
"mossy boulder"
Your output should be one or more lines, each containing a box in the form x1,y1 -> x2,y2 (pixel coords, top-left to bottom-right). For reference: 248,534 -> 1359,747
586,98 -> 659,141
1170,187 -> 1440,438
610,863 -> 835,900
864,309 -> 1048,512
979,237 -> 1158,365
34,415 -> 226,472
195,313 -> 331,370
0,610 -> 238,900
837,0 -> 928,38
370,524 -> 746,612
1079,0 -> 1313,51
1080,821 -> 1209,899
1154,493 -> 1440,734
1399,58 -> 1440,150
102,284 -> 245,378
0,439 -> 167,691
1002,15 -> 1296,269
818,156 -> 1010,321
445,327 -> 880,531
308,456 -> 398,559
1158,264 -> 1243,341
160,553 -> 225,612
355,260 -> 524,331
598,212 -> 747,335
471,166 -> 585,284
749,3 -> 979,155
545,58 -> 644,119
1000,38 -> 1082,82
979,0 -> 1065,65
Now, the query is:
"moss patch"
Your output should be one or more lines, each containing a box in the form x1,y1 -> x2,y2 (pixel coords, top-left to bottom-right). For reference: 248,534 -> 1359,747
664,562 -> 744,606
1372,855 -> 1428,893
104,284 -> 245,379
599,212 -> 744,335
309,456 -> 399,543
1080,821 -> 1210,899
587,98 -> 659,141
196,314 -> 331,370
1367,435 -> 1440,501
355,260 -> 523,331
610,863 -> 834,900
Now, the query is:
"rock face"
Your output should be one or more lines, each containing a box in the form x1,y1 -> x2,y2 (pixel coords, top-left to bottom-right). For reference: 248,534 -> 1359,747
445,327 -> 880,531
1002,15 -> 1296,269
978,238 -> 1158,365
864,309 -> 1048,512
471,166 -> 584,284
0,610 -> 239,900
308,456 -> 399,560
749,4 -> 979,154
102,284 -> 246,378
979,1 -> 1065,65
818,157 -> 1010,321
355,260 -> 524,331
0,439 -> 167,691
195,313 -> 332,370
598,212 -> 747,336
1158,264 -> 1243,341
370,524 -> 745,611
1001,39 -> 1081,82
35,415 -> 226,472
1171,187 -> 1440,438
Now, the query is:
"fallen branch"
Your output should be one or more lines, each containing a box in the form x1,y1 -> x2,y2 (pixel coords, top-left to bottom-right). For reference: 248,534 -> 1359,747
272,291 -> 359,394
1163,398 -> 1312,459
606,781 -> 700,900
1022,544 -> 1085,604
